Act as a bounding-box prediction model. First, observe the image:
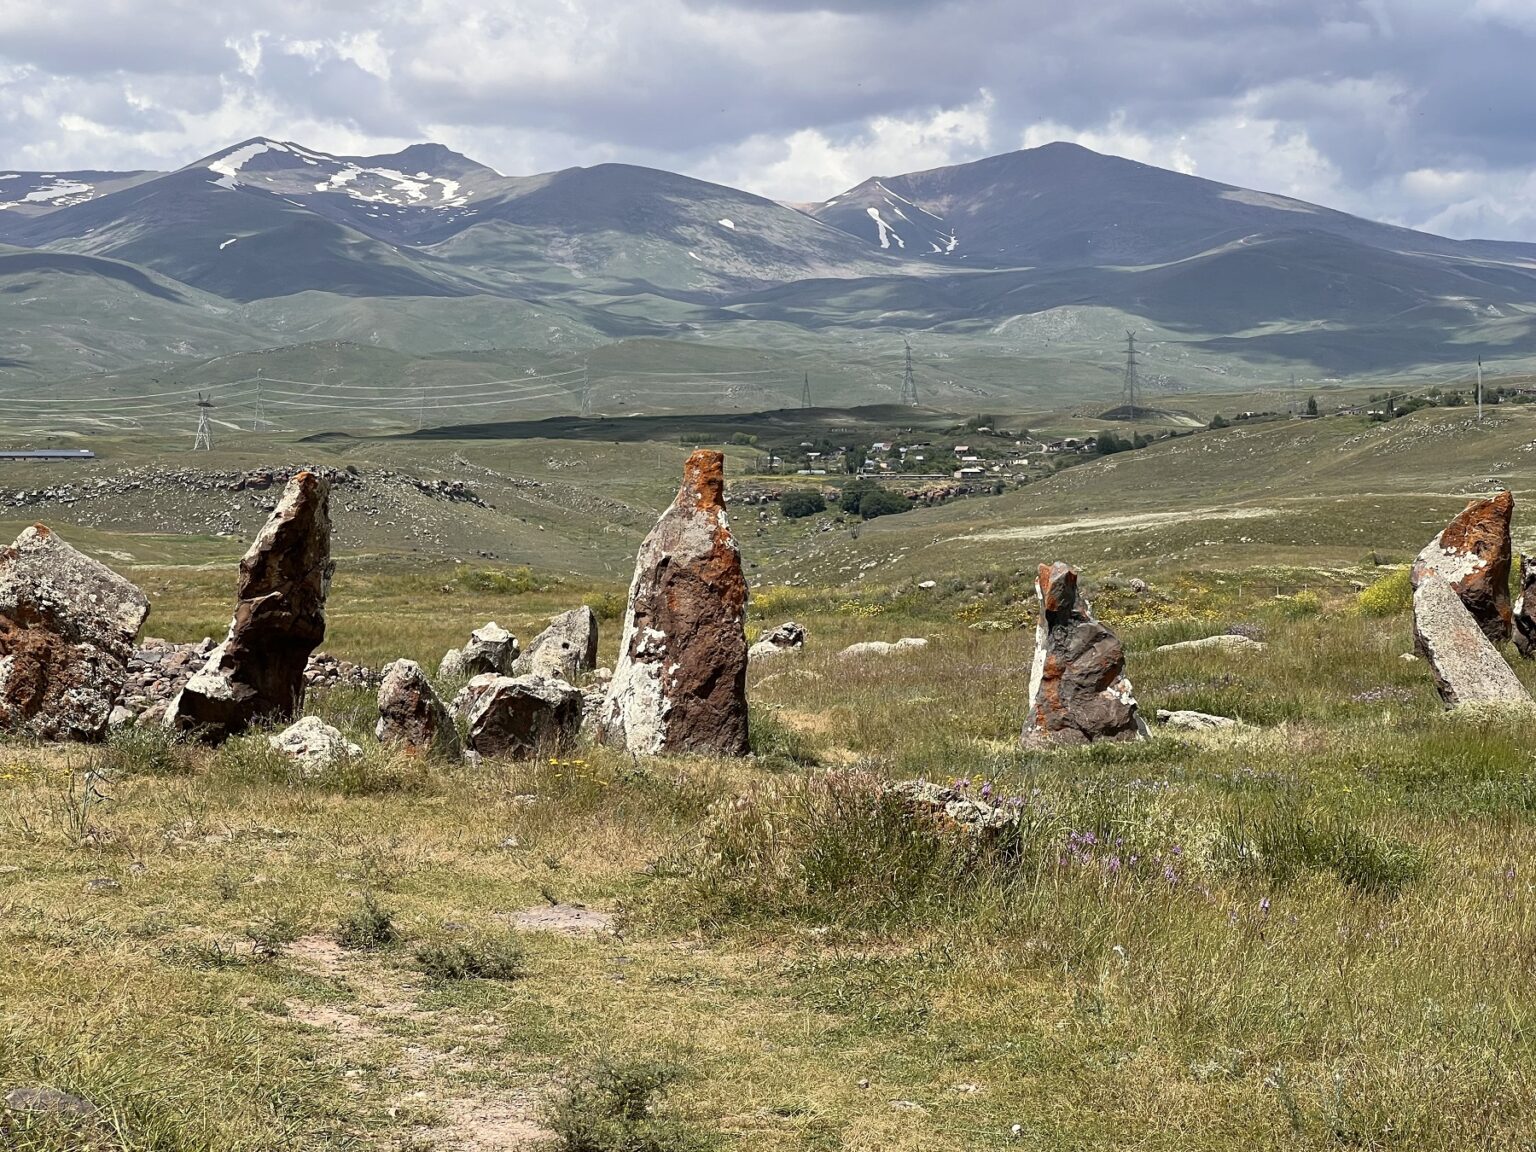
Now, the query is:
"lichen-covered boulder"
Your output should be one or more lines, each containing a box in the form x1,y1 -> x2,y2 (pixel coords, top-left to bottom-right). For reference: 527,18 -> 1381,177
515,607 -> 598,681
166,471 -> 334,742
466,674 -> 583,758
1411,491 -> 1514,644
1024,562 -> 1148,746
750,621 -> 807,661
269,715 -> 361,771
0,524 -> 149,741
599,449 -> 749,756
1413,571 -> 1531,707
375,659 -> 458,756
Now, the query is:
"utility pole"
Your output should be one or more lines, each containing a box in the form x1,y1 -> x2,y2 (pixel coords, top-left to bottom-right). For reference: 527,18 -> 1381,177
899,338 -> 919,406
1122,331 -> 1141,413
580,359 -> 593,419
417,387 -> 426,432
1477,356 -> 1484,426
802,371 -> 813,409
193,392 -> 214,451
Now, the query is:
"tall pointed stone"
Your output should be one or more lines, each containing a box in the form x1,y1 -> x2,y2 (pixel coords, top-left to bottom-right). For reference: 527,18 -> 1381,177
0,525 -> 149,741
599,449 -> 749,756
1411,491 -> 1514,644
167,471 -> 334,742
1024,562 -> 1147,746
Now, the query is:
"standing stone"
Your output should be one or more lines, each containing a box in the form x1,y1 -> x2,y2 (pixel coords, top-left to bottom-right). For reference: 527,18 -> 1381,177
599,449 -> 749,756
1411,491 -> 1514,643
1513,554 -> 1536,659
166,472 -> 334,742
1413,572 -> 1532,707
1024,562 -> 1147,746
0,525 -> 150,741
467,675 -> 583,758
515,607 -> 599,681
376,659 -> 459,756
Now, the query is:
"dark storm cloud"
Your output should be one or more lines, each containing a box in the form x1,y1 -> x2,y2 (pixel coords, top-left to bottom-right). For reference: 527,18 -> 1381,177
1,0 -> 1535,238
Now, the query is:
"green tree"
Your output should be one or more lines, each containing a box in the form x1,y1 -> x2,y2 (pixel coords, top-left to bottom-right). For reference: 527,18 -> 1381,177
1305,395 -> 1318,416
780,490 -> 826,519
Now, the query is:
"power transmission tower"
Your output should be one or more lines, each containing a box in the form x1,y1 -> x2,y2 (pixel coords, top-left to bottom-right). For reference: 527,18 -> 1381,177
802,372 -> 813,409
253,370 -> 268,431
899,338 -> 919,406
1121,331 -> 1141,413
581,359 -> 593,418
193,392 -> 214,451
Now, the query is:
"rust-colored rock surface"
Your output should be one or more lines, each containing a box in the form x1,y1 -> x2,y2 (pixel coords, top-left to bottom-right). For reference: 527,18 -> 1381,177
1023,562 -> 1147,746
1513,553 -> 1536,659
599,449 -> 749,756
376,659 -> 459,756
1411,491 -> 1514,643
166,471 -> 334,742
0,524 -> 149,741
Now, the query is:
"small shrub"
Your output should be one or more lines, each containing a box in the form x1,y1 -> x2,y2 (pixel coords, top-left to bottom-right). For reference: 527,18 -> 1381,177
414,933 -> 526,982
856,488 -> 911,519
780,490 -> 826,519
246,912 -> 302,961
99,724 -> 194,778
545,1053 -> 713,1152
587,591 -> 628,623
1276,590 -> 1322,619
1357,567 -> 1413,617
336,894 -> 396,950
455,565 -> 558,596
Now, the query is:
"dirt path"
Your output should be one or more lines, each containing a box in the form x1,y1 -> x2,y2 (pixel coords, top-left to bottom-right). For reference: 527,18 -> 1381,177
955,505 -> 1278,542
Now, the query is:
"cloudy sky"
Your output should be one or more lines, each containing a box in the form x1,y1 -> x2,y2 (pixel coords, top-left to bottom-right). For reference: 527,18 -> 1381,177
3,0 -> 1535,238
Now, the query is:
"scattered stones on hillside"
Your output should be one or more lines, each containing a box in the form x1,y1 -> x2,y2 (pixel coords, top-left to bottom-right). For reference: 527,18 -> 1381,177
750,620 -> 807,660
599,449 -> 750,757
303,652 -> 378,690
1156,708 -> 1240,731
1411,490 -> 1514,643
890,780 -> 1016,833
467,675 -> 583,758
376,659 -> 458,756
838,637 -> 928,659
166,472 -> 335,743
1514,553 -> 1536,659
1412,573 -> 1532,708
1155,634 -> 1267,655
269,716 -> 361,770
118,641 -> 369,727
440,622 -> 519,679
0,524 -> 149,741
513,607 -> 598,680
1024,561 -> 1148,747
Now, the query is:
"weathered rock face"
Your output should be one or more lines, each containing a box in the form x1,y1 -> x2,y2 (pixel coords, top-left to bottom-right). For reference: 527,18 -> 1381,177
467,675 -> 584,758
269,715 -> 361,771
599,450 -> 750,757
1411,491 -> 1514,643
1156,708 -> 1241,731
1024,562 -> 1147,746
515,607 -> 598,681
1413,572 -> 1532,707
440,622 -> 519,679
1514,553 -> 1536,659
0,525 -> 150,741
166,471 -> 334,742
376,659 -> 459,756
749,621 -> 807,661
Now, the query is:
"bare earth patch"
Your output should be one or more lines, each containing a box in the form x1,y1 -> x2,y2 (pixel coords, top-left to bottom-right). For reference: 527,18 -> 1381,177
958,505 -> 1278,542
512,903 -> 616,936
419,1094 -> 550,1151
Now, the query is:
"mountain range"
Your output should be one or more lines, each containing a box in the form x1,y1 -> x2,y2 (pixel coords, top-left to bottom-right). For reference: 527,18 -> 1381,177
4,137 -> 1536,421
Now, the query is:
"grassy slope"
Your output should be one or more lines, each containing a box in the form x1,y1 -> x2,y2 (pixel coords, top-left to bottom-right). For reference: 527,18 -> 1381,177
4,403 -> 1536,1149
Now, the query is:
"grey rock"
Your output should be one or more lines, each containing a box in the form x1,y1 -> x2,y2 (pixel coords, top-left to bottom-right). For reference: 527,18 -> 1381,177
1155,634 -> 1267,654
4,1086 -> 100,1119
1413,573 -> 1532,708
268,716 -> 361,770
375,659 -> 458,756
514,607 -> 598,681
838,637 -> 929,659
1155,708 -> 1240,731
467,674 -> 583,759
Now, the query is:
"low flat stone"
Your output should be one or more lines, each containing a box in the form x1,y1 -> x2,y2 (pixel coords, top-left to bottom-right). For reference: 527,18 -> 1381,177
4,1086 -> 100,1119
1156,708 -> 1240,731
1155,634 -> 1267,654
268,716 -> 361,770
838,637 -> 928,659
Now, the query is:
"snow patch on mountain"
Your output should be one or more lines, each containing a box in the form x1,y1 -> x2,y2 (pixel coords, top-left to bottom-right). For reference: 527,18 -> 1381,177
866,207 -> 905,250
718,218 -> 736,230
313,163 -> 467,208
209,141 -> 283,189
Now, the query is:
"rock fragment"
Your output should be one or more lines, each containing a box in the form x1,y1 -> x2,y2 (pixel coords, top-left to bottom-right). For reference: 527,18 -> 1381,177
0,524 -> 149,741
599,450 -> 749,756
440,622 -> 519,679
268,715 -> 361,770
514,607 -> 598,680
467,675 -> 583,758
1155,708 -> 1240,731
375,659 -> 458,756
1155,634 -> 1267,655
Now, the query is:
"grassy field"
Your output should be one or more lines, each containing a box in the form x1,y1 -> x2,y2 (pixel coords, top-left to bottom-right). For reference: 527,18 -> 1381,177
5,401 -> 1536,1149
